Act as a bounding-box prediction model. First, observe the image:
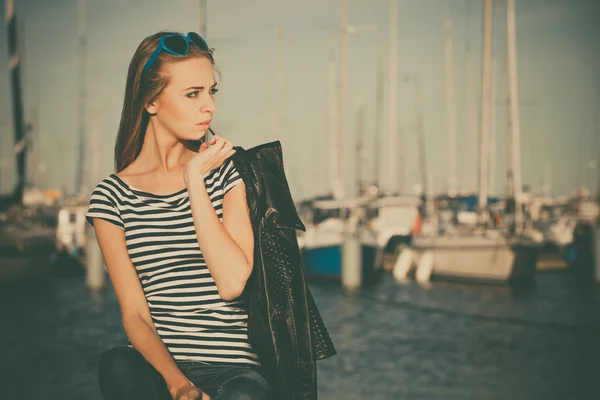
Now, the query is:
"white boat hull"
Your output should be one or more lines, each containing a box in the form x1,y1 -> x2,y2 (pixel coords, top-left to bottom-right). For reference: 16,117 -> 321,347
411,235 -> 539,283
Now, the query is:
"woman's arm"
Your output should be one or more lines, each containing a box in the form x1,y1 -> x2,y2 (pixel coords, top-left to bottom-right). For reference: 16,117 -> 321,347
93,219 -> 196,398
186,178 -> 254,301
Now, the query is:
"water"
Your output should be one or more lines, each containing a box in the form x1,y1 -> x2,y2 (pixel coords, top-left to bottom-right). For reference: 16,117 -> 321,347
1,270 -> 599,400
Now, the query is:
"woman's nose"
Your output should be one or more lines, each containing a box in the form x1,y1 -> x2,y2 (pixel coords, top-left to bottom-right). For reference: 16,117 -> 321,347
200,95 -> 216,114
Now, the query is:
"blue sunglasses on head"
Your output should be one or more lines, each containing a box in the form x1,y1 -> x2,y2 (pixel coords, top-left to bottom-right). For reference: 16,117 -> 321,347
143,32 -> 209,74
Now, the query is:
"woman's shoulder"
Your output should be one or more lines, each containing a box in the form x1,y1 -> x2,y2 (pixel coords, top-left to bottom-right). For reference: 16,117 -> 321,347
92,173 -> 121,189
90,174 -> 126,203
87,174 -> 126,228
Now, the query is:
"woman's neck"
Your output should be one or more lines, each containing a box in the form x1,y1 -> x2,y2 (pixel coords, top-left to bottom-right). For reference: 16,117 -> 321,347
135,121 -> 194,173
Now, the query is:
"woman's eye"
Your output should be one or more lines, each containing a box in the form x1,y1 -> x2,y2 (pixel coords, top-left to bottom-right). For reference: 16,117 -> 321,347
210,88 -> 219,95
186,91 -> 199,98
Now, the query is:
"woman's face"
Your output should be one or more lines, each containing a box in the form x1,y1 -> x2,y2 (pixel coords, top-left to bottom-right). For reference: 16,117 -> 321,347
147,56 -> 217,141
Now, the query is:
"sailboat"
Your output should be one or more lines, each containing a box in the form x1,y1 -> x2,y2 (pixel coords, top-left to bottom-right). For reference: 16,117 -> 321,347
299,0 -> 379,283
409,0 -> 540,285
300,198 -> 379,282
1,0 -> 57,281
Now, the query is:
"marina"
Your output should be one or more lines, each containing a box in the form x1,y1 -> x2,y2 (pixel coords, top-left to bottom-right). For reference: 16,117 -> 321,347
1,0 -> 600,399
1,269 -> 600,399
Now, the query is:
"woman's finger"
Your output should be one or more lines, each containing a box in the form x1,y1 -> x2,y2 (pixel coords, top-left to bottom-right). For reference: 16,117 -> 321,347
225,149 -> 236,159
206,140 -> 224,156
212,135 -> 225,148
215,150 -> 236,169
220,139 -> 234,154
214,149 -> 234,168
184,390 -> 202,400
212,138 -> 233,158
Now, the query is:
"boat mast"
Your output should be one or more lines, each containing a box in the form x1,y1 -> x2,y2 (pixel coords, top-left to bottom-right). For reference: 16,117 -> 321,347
444,17 -> 458,196
5,0 -> 27,203
90,76 -> 100,188
489,58 -> 497,196
76,0 -> 87,197
372,42 -> 385,190
465,43 -> 478,194
388,0 -> 399,195
275,26 -> 285,148
328,38 -> 342,199
198,0 -> 207,37
506,0 -> 524,233
0,119 -> 10,193
339,0 -> 349,200
414,77 -> 428,203
478,0 -> 493,211
355,98 -> 366,196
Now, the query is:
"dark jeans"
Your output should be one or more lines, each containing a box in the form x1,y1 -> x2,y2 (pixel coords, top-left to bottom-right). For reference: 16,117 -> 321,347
98,346 -> 270,400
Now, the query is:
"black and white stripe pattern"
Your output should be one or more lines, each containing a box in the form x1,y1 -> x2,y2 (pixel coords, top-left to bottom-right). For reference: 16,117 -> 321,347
86,160 -> 259,366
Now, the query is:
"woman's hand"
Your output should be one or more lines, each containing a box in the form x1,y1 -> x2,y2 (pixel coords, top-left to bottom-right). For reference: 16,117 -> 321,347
184,135 -> 235,185
173,384 -> 211,400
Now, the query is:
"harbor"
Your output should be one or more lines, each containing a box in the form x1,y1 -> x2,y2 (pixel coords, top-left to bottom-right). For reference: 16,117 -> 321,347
2,0 -> 600,399
1,268 -> 600,399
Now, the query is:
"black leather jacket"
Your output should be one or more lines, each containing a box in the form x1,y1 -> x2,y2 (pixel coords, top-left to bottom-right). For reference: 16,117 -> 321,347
230,141 -> 336,400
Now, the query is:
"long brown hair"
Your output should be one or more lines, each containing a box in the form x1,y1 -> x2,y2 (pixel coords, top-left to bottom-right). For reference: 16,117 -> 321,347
114,31 -> 215,172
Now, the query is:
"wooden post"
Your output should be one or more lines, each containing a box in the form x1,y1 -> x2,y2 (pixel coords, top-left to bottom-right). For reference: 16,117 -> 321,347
85,224 -> 105,291
595,226 -> 600,284
342,208 -> 362,291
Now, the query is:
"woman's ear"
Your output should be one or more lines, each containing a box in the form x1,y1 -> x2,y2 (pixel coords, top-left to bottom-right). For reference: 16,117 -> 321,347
145,100 -> 158,116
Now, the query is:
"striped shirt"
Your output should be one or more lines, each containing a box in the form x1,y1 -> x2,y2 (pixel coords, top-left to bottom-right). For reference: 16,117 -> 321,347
86,159 -> 260,366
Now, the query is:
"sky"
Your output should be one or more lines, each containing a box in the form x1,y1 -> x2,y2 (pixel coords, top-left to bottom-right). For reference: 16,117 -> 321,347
1,0 -> 599,199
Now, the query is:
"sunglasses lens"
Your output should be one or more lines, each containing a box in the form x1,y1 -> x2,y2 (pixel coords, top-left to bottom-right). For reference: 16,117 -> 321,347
189,33 -> 209,51
163,35 -> 188,54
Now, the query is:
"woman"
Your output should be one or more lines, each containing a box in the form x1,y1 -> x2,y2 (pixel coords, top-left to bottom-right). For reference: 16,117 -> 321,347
87,31 -> 268,400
